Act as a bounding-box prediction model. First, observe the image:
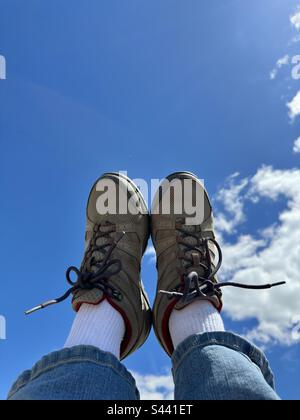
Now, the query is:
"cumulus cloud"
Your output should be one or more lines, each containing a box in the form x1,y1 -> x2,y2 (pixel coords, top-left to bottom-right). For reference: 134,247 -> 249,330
214,173 -> 248,234
215,166 -> 300,346
270,55 -> 290,80
293,137 -> 300,153
131,372 -> 174,400
287,91 -> 300,120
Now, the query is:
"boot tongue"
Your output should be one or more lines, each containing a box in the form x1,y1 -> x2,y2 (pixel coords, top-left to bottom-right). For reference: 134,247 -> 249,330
91,238 -> 109,269
87,225 -> 116,273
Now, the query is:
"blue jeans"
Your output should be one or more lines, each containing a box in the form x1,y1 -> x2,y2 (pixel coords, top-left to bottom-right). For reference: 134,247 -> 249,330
8,332 -> 280,400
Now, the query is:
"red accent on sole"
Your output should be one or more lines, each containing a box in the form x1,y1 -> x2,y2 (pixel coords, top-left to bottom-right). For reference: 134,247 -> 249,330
73,297 -> 105,313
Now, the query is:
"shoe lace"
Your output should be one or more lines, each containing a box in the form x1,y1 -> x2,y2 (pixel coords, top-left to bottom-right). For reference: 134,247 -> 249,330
25,224 -> 125,315
160,226 -> 286,303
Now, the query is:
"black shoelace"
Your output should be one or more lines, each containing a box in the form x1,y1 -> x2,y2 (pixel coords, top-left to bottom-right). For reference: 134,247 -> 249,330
160,228 -> 286,303
25,229 -> 125,315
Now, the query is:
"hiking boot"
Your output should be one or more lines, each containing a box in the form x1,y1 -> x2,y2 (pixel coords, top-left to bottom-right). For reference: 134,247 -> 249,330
151,172 -> 223,356
71,172 -> 152,359
26,172 -> 152,360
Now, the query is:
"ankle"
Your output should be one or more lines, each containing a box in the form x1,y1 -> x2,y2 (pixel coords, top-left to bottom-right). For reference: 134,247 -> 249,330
169,300 -> 225,350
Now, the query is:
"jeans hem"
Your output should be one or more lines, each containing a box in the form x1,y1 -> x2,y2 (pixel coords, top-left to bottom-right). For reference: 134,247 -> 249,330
171,331 -> 275,390
8,345 -> 139,400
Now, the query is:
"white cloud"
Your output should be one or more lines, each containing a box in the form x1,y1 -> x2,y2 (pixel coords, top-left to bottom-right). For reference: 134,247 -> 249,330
270,55 -> 290,80
277,55 -> 290,67
214,173 -> 248,234
293,137 -> 300,153
291,9 -> 300,30
216,166 -> 300,346
287,90 -> 300,120
131,372 -> 174,400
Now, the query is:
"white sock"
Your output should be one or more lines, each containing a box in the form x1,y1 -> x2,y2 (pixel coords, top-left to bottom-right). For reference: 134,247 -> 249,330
64,300 -> 125,359
169,300 -> 225,349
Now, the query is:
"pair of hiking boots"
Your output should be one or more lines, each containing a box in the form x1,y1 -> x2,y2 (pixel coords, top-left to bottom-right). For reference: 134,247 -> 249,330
72,171 -> 222,360
27,172 -> 283,360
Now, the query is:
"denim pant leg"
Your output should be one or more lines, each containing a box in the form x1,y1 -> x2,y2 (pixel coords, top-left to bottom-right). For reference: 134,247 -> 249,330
172,332 -> 280,400
8,346 -> 139,400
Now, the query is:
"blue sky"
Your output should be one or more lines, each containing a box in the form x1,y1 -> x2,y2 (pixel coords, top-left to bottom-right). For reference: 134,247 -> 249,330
1,0 -> 300,400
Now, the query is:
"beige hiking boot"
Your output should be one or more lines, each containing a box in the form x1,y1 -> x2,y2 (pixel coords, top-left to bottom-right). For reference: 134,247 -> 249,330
151,172 -> 223,357
26,173 -> 152,360
151,171 -> 286,357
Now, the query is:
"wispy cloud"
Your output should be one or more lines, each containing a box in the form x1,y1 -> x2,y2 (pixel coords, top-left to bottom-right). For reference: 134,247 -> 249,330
215,166 -> 300,347
270,55 -> 290,80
